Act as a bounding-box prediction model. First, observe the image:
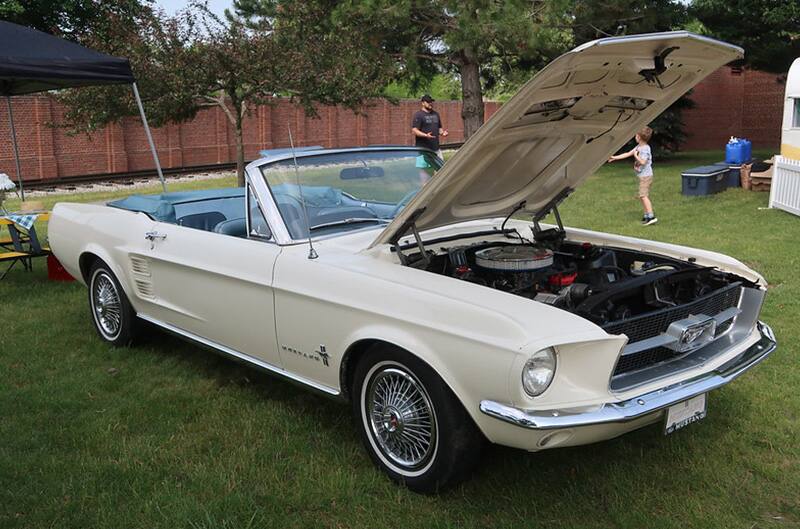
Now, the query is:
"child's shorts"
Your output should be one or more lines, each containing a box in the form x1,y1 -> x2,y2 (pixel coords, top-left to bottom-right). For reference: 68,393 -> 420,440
638,176 -> 653,198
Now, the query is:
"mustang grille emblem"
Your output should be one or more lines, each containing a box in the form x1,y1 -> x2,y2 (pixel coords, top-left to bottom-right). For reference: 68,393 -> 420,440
666,315 -> 717,353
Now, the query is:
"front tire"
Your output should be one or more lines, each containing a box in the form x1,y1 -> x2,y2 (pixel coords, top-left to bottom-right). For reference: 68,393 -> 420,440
88,261 -> 138,346
352,346 -> 483,493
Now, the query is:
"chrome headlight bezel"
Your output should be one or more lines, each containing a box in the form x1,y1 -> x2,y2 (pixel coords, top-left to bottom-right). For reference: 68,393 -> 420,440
521,347 -> 557,397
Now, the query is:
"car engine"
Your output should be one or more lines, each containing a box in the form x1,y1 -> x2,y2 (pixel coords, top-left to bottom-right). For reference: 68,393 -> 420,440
409,238 -> 753,327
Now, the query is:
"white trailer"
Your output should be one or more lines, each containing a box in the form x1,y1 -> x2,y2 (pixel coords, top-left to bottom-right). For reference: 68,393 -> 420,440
769,58 -> 800,216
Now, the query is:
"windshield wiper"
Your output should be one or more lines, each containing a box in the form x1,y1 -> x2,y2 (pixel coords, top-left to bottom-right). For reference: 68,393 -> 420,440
309,218 -> 390,231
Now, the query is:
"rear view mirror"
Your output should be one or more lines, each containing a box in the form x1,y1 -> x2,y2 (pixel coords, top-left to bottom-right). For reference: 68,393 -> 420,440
340,166 -> 385,180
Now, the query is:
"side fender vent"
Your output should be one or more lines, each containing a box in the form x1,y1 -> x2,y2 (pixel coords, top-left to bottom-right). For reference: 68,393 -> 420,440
130,255 -> 154,299
130,256 -> 151,276
134,279 -> 154,298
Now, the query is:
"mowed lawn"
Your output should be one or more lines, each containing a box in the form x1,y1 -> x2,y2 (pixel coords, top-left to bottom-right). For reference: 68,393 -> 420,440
1,151 -> 798,529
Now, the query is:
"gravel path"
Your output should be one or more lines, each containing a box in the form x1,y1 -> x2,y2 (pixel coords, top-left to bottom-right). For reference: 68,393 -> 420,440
21,170 -> 236,198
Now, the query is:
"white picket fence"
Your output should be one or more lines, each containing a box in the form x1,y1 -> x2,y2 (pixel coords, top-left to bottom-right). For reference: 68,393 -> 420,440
769,156 -> 800,217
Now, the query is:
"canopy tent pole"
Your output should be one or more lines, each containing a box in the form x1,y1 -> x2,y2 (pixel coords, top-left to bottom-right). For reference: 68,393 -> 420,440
131,82 -> 166,193
5,96 -> 24,201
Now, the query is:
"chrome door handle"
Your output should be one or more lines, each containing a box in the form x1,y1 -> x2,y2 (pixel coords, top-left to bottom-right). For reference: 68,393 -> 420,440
145,231 -> 167,249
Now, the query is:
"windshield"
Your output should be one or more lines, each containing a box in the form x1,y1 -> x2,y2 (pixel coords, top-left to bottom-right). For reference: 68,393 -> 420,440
260,149 -> 442,239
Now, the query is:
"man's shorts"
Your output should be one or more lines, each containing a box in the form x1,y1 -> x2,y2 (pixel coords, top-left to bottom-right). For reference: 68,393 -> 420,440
638,176 -> 653,198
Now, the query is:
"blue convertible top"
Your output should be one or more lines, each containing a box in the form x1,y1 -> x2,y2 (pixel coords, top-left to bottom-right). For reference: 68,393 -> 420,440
108,188 -> 245,223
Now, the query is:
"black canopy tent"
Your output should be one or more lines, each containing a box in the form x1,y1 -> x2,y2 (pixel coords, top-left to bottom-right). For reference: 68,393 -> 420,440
0,20 -> 166,200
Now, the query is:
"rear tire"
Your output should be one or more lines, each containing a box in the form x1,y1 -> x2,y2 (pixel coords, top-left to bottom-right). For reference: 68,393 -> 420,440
352,345 -> 483,493
88,261 -> 138,346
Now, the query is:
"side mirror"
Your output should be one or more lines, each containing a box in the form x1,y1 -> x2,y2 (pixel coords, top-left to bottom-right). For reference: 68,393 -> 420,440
340,166 -> 385,180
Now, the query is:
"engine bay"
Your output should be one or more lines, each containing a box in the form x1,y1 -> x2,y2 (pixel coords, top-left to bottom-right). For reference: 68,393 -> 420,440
404,232 -> 755,327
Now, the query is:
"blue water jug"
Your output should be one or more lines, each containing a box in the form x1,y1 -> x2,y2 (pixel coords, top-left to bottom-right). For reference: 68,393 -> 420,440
725,140 -> 743,164
741,138 -> 751,163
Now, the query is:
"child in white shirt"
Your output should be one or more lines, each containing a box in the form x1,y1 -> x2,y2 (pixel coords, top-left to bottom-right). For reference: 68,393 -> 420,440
608,126 -> 657,225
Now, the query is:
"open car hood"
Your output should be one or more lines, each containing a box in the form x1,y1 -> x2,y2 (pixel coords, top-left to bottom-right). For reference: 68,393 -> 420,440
371,32 -> 743,248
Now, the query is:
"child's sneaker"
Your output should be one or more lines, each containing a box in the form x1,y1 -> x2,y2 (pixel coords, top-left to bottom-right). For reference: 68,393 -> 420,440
642,216 -> 658,226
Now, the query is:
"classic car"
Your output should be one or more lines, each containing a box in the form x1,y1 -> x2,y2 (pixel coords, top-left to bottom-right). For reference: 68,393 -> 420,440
49,32 -> 776,493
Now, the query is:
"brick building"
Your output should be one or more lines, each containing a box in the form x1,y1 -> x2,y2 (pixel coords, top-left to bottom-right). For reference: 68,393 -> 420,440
681,66 -> 786,150
0,67 -> 785,184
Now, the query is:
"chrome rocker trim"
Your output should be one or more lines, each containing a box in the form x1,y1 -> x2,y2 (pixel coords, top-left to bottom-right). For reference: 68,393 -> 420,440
137,313 -> 341,397
480,321 -> 776,430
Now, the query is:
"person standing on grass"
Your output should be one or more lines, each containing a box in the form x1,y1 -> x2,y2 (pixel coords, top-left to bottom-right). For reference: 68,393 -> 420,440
607,126 -> 658,226
412,94 -> 448,159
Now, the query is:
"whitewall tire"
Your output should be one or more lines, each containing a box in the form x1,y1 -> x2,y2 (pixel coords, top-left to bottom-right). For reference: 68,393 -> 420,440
88,261 -> 138,346
352,345 -> 483,493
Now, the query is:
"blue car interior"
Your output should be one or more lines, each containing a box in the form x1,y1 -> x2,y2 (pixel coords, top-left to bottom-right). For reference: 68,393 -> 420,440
108,184 -> 400,239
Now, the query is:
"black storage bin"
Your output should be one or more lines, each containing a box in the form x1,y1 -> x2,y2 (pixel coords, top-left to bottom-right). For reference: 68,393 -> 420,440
713,162 -> 741,187
681,165 -> 728,196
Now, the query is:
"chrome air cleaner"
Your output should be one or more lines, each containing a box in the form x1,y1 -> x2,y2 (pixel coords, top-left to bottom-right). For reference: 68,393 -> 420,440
474,246 -> 554,272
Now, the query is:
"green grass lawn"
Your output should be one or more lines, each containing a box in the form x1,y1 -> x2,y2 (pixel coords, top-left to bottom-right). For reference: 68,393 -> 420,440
1,151 -> 798,528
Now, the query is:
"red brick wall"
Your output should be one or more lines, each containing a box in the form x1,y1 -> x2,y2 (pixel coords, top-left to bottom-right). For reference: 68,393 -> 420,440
681,67 -> 785,151
0,97 -> 500,183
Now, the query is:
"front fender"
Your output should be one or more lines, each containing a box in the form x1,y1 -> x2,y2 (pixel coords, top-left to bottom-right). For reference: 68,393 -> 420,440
336,323 -> 520,428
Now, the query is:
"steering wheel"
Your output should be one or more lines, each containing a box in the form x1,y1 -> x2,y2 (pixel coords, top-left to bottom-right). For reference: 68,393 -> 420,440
392,189 -> 420,217
275,192 -> 305,209
274,193 -> 310,237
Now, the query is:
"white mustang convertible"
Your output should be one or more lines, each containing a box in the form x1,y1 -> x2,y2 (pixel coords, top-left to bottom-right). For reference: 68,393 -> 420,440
50,32 -> 776,492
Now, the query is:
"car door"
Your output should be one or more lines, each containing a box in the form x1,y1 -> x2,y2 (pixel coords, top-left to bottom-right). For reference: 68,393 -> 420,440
135,186 -> 283,367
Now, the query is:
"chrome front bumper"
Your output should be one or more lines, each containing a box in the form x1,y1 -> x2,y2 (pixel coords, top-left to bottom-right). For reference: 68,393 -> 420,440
480,321 -> 776,430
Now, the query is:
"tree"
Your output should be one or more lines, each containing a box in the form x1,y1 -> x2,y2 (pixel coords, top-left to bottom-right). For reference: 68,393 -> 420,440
0,0 -> 150,40
58,1 -> 393,186
572,0 -> 688,44
239,0 -> 573,139
691,0 -> 800,74
365,0 -> 573,138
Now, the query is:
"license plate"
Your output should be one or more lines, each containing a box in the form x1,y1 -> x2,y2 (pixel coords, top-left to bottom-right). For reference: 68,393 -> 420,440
664,394 -> 707,435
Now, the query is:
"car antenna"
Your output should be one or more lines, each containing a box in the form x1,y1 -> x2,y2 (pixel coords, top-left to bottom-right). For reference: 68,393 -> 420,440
287,123 -> 318,260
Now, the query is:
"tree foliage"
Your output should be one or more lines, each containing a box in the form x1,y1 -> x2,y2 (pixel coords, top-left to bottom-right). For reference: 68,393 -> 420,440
572,0 -> 688,45
692,0 -> 800,74
237,0 -> 574,139
0,0 -> 150,41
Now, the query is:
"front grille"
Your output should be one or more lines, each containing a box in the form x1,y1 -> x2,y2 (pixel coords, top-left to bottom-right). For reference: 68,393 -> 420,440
614,346 -> 675,375
606,283 -> 741,376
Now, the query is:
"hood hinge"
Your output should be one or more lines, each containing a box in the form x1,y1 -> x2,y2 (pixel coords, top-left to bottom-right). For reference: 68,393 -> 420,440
390,206 -> 428,265
532,187 -> 573,242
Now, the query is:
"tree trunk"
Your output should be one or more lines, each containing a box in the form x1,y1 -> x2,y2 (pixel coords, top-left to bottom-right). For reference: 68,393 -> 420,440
217,94 -> 246,187
459,54 -> 484,139
234,114 -> 245,187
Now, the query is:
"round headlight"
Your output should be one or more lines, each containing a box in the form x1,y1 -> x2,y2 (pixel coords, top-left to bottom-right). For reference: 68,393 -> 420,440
522,348 -> 556,397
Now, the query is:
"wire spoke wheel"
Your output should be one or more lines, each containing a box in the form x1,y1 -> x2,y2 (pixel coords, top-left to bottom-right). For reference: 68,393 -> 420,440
92,271 -> 122,339
365,366 -> 437,471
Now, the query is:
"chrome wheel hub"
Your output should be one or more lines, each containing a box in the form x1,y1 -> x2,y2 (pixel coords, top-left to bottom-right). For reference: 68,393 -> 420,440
92,273 -> 122,338
366,366 -> 437,470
